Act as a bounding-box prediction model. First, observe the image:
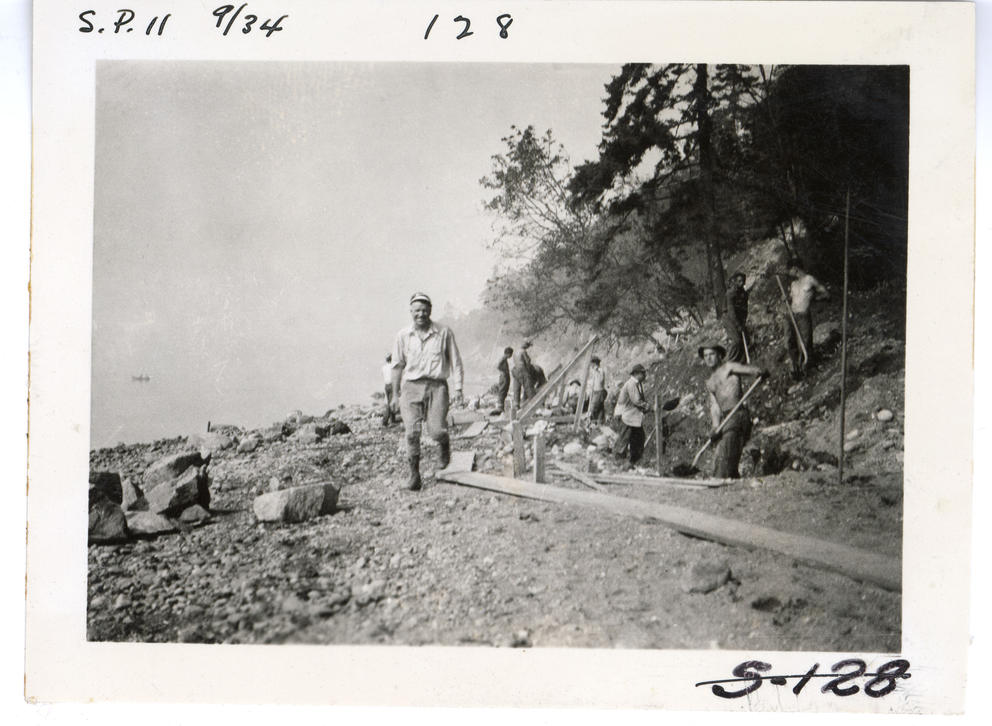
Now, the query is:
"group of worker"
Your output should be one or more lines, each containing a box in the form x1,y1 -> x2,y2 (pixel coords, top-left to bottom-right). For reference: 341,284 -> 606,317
382,259 -> 828,490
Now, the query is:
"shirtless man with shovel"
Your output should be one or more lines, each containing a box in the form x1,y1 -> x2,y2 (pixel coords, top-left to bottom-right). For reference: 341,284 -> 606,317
699,343 -> 767,479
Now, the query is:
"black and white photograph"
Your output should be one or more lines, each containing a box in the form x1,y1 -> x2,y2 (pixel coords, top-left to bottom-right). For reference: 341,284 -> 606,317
85,60 -> 907,652
25,0 -> 976,712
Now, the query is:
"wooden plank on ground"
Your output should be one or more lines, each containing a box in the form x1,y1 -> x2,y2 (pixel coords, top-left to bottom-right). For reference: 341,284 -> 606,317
589,472 -> 735,488
455,420 -> 488,439
517,335 -> 599,423
553,462 -> 607,493
436,470 -> 900,591
439,450 -> 476,475
511,420 -> 526,477
449,409 -> 486,425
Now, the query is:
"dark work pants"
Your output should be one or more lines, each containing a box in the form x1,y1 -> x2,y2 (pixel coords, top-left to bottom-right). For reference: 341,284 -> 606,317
713,407 -> 752,479
496,372 -> 510,412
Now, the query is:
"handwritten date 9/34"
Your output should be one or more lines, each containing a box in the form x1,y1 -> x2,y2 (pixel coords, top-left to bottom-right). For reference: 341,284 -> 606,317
696,659 -> 911,699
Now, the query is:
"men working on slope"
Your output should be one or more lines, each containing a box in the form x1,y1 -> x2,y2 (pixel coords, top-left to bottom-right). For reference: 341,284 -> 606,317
700,343 -> 766,479
492,346 -> 513,415
782,259 -> 830,379
613,363 -> 651,469
723,272 -> 751,363
381,354 -> 397,427
587,356 -> 607,423
511,341 -> 536,409
390,293 -> 464,491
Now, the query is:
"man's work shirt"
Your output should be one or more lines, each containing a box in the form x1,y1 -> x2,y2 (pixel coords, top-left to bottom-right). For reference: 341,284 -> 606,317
392,323 -> 464,391
497,356 -> 510,378
590,367 -> 606,392
614,376 -> 647,427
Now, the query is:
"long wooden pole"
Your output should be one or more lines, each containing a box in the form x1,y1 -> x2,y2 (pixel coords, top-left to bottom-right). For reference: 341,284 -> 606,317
517,335 -> 598,422
654,392 -> 663,475
573,352 -> 593,430
838,189 -> 851,485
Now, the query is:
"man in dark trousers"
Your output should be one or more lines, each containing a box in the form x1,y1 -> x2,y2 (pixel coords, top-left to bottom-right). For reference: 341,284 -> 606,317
782,259 -> 830,378
587,356 -> 607,423
723,272 -> 751,363
511,341 -> 536,408
700,343 -> 766,478
493,346 -> 513,415
612,363 -> 650,469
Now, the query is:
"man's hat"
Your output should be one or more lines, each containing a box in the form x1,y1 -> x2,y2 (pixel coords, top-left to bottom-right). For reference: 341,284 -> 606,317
521,341 -> 532,349
698,343 -> 727,359
630,363 -> 646,375
590,356 -> 601,364
409,292 -> 432,306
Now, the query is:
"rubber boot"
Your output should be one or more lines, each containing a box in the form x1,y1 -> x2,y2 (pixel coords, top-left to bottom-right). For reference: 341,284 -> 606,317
438,435 -> 451,470
406,454 -> 422,491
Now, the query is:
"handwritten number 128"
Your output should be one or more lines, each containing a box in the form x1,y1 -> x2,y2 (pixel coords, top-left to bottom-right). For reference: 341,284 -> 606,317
424,13 -> 513,40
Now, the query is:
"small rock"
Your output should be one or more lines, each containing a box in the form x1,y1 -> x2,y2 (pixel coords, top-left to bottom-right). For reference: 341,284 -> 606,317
511,629 -> 531,648
787,383 -> 802,395
179,504 -> 212,524
876,409 -> 894,422
113,595 -> 131,611
682,559 -> 731,594
751,596 -> 782,613
146,465 -> 210,516
845,429 -> 860,440
843,440 -> 860,453
562,441 -> 584,456
237,437 -> 260,453
329,421 -> 352,435
355,580 -> 386,607
187,431 -> 234,455
126,511 -> 178,536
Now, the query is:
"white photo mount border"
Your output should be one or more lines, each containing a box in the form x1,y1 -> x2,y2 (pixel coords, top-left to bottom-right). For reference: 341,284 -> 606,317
27,0 -> 975,712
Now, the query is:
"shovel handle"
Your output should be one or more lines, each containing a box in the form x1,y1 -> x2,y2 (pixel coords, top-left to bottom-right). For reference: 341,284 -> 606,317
776,275 -> 809,366
691,376 -> 764,468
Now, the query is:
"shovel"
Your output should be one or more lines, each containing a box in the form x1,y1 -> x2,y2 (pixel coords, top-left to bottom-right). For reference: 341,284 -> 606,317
672,376 -> 764,477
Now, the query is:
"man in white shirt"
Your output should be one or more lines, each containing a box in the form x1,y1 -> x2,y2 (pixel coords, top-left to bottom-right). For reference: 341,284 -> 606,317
389,292 -> 464,491
613,363 -> 650,468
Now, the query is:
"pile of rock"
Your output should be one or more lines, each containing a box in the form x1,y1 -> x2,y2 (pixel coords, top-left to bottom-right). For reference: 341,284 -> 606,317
88,450 -> 214,544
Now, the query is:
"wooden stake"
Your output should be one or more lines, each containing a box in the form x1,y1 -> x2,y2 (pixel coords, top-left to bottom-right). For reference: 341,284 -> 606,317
511,420 -> 526,478
654,392 -> 663,475
532,433 -> 546,483
573,351 -> 593,430
839,188 -> 851,485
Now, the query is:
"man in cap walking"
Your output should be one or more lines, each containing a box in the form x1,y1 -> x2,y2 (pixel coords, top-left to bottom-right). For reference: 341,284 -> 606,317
699,343 -> 766,478
492,346 -> 513,415
613,363 -> 651,468
390,293 -> 464,491
511,341 -> 536,408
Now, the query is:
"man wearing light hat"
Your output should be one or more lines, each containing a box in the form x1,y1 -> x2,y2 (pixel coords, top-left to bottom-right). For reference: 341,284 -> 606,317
612,363 -> 650,468
390,293 -> 464,491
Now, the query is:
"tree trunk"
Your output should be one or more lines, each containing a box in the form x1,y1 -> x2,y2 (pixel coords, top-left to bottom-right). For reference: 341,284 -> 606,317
694,64 -> 727,316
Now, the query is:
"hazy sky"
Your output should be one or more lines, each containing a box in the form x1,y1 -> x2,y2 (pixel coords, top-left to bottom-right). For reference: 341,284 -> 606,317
91,61 -> 617,444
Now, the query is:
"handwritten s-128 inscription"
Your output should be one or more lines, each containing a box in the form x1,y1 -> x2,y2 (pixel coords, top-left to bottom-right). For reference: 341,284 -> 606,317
696,659 -> 912,699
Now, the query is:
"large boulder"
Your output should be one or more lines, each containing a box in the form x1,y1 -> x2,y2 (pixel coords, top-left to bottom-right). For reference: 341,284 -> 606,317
143,451 -> 205,489
89,498 -> 129,544
252,482 -> 339,523
146,465 -> 210,516
88,471 -> 122,506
